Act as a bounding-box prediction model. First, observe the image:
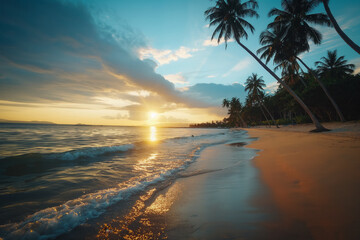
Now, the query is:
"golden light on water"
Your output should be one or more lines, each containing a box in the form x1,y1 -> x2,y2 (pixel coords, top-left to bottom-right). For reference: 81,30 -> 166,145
150,126 -> 157,142
96,183 -> 181,239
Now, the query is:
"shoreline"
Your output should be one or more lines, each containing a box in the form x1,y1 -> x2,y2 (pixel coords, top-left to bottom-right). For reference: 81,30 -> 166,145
57,124 -> 360,239
245,125 -> 360,239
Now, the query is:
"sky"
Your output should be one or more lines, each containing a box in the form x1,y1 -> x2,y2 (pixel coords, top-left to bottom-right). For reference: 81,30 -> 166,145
1,0 -> 359,126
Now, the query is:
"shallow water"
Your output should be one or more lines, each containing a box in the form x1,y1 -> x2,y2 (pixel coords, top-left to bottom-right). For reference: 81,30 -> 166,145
0,123 -> 251,239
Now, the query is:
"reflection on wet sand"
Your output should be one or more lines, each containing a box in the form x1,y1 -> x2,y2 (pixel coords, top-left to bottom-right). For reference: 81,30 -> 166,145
96,183 -> 181,240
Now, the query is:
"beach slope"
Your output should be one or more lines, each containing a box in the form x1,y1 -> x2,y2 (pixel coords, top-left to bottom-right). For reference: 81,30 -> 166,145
247,127 -> 360,239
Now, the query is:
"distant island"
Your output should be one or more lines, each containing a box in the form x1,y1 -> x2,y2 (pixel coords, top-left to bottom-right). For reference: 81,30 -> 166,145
0,119 -> 56,125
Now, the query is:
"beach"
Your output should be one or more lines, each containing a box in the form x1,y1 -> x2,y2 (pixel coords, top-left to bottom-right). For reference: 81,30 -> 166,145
246,123 -> 360,239
155,122 -> 360,239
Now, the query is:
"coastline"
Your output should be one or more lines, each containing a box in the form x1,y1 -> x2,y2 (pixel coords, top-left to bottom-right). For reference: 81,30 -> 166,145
56,124 -> 360,239
246,123 -> 360,239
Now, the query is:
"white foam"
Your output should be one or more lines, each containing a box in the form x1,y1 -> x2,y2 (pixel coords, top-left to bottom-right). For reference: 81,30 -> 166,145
48,144 -> 134,161
0,163 -> 186,240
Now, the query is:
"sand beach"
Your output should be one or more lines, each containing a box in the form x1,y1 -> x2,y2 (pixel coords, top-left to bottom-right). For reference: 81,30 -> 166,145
158,122 -> 360,239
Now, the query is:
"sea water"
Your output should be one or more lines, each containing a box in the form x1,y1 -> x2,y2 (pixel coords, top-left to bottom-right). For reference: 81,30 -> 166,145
0,124 -> 250,239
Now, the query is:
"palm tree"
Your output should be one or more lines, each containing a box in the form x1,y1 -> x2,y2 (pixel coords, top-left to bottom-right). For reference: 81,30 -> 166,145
315,50 -> 355,79
265,0 -> 346,122
257,27 -> 306,87
268,0 -> 331,52
205,0 -> 327,131
222,98 -> 247,127
314,0 -> 360,54
245,73 -> 279,127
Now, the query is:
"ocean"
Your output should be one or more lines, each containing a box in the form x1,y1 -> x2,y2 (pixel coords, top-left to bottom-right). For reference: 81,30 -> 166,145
0,123 -> 252,239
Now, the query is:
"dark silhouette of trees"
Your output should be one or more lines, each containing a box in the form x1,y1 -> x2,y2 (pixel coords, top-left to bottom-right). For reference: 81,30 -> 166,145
205,0 -> 327,132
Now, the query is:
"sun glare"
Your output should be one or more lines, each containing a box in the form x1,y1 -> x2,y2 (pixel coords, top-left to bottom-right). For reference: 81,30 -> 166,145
149,111 -> 158,120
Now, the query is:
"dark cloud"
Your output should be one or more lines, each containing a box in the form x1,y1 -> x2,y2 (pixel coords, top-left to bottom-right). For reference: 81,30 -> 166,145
0,0 -> 200,107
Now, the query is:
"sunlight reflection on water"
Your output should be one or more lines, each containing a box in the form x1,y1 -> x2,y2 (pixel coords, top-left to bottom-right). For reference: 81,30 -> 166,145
96,183 -> 181,239
150,126 -> 157,142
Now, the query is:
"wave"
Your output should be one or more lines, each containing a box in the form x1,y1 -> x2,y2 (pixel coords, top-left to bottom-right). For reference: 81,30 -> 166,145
46,144 -> 134,161
0,144 -> 134,177
0,133 -> 233,239
0,156 -> 194,240
167,131 -> 227,142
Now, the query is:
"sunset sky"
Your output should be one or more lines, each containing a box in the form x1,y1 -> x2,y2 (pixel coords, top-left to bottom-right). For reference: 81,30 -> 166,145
1,0 -> 359,126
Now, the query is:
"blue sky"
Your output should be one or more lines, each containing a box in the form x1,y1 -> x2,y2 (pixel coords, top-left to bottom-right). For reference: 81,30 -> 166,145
1,0 -> 359,125
89,0 -> 360,86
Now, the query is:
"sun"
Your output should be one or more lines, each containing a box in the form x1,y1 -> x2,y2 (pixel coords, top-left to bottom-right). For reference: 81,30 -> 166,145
148,111 -> 158,120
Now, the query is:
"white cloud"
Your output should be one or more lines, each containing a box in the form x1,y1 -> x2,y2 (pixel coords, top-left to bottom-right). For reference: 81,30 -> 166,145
127,90 -> 151,97
264,81 -> 279,94
222,58 -> 252,77
94,97 -> 139,108
203,38 -> 234,47
350,58 -> 360,75
138,46 -> 198,65
207,75 -> 216,78
164,73 -> 188,84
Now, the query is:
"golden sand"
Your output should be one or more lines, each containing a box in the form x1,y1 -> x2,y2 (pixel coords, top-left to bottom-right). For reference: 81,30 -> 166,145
246,123 -> 360,239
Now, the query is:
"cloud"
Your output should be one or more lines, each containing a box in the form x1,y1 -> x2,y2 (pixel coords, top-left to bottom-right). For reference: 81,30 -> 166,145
103,111 -> 130,120
138,46 -> 198,65
350,58 -> 360,75
203,38 -> 234,47
164,73 -> 188,84
0,0 -> 206,111
222,58 -> 253,77
264,81 -> 280,94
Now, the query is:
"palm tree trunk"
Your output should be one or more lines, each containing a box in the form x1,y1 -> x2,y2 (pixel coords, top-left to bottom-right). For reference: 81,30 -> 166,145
235,39 -> 328,132
322,0 -> 360,54
260,99 -> 279,128
295,68 -> 307,87
239,115 -> 247,128
296,56 -> 346,122
259,104 -> 271,127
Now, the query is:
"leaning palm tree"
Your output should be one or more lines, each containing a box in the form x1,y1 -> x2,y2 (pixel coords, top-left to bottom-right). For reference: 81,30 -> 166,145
258,27 -> 306,87
265,0 -> 346,122
205,0 -> 327,131
314,0 -> 360,54
222,98 -> 247,127
315,50 -> 355,79
245,73 -> 278,127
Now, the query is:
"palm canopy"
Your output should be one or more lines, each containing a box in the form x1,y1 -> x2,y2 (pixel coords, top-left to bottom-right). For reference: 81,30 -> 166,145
222,97 -> 245,127
275,60 -> 302,85
268,0 -> 331,54
223,97 -> 243,113
245,73 -> 266,98
315,50 -> 355,78
205,0 -> 258,47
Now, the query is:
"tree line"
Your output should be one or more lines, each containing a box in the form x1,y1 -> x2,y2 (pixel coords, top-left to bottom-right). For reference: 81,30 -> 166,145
190,0 -> 359,131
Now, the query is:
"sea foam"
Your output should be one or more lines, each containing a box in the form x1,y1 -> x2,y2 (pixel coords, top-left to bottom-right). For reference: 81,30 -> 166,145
47,144 -> 134,161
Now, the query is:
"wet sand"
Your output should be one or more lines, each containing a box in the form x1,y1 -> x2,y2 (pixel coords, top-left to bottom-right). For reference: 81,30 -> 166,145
246,123 -> 360,239
163,122 -> 360,239
162,138 -> 278,239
